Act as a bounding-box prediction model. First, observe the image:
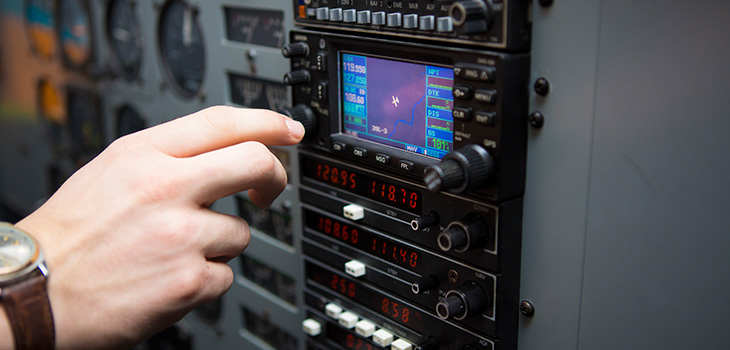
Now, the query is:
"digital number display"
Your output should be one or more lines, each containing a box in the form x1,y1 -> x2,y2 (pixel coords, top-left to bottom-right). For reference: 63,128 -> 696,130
309,263 -> 425,332
302,157 -> 422,214
305,209 -> 421,272
342,53 -> 454,159
327,326 -> 376,350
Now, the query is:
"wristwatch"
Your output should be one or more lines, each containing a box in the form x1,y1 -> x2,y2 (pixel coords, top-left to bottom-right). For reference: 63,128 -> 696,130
0,223 -> 55,350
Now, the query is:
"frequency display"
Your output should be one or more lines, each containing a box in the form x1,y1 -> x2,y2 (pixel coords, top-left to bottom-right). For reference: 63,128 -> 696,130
341,53 -> 454,159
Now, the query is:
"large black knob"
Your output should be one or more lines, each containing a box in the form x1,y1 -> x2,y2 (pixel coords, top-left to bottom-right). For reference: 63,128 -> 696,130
436,282 -> 490,320
423,145 -> 495,193
283,70 -> 311,85
449,0 -> 492,34
279,104 -> 316,135
437,213 -> 489,253
281,42 -> 310,58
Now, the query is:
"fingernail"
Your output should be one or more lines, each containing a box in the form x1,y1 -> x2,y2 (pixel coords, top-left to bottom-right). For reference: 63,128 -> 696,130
286,118 -> 305,139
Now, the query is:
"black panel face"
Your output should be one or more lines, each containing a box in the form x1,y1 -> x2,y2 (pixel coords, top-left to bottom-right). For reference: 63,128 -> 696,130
116,105 -> 146,138
158,0 -> 205,98
285,27 -> 528,350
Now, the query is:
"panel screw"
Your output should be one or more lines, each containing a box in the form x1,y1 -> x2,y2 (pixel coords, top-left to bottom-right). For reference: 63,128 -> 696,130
448,270 -> 459,284
539,0 -> 553,7
520,300 -> 535,317
534,77 -> 550,96
529,112 -> 545,129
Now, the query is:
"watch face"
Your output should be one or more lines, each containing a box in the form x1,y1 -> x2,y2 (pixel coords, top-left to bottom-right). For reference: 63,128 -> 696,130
0,225 -> 40,278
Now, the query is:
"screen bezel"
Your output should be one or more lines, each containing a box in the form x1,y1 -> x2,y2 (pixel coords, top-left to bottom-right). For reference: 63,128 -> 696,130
338,50 -> 455,160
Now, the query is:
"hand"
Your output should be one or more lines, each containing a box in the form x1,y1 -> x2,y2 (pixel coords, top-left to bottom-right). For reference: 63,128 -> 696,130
11,106 -> 304,349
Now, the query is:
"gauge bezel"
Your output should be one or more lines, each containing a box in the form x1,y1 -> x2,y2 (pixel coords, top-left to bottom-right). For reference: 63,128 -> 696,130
56,0 -> 95,70
156,0 -> 206,99
105,0 -> 144,81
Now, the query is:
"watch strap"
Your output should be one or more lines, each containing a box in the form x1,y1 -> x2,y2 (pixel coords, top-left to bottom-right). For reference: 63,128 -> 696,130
1,272 -> 55,350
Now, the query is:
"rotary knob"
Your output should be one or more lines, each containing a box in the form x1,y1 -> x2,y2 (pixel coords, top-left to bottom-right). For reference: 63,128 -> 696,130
279,104 -> 316,136
281,42 -> 310,58
449,0 -> 492,34
423,145 -> 495,194
410,211 -> 440,231
436,282 -> 490,320
437,213 -> 490,253
283,70 -> 311,85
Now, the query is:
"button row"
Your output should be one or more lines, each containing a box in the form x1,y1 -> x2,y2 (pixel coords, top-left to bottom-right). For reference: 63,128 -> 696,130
311,7 -> 453,32
332,141 -> 416,172
307,303 -> 415,350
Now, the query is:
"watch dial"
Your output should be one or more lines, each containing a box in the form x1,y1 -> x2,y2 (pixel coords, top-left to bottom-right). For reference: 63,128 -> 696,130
0,227 -> 38,275
106,0 -> 143,81
58,0 -> 93,68
158,0 -> 205,98
25,0 -> 56,59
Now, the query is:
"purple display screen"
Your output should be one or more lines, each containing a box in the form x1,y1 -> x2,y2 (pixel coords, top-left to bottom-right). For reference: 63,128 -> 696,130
341,53 -> 454,159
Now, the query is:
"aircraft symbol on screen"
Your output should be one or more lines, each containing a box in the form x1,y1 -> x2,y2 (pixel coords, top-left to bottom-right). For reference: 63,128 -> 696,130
392,96 -> 400,107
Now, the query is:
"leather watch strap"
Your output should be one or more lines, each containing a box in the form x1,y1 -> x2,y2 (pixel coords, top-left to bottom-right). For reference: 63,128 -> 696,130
1,272 -> 55,350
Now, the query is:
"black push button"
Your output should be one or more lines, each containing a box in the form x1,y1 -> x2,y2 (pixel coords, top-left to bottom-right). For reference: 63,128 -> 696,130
453,107 -> 473,121
475,111 -> 497,126
474,89 -> 497,104
453,86 -> 472,100
454,63 -> 496,82
374,153 -> 391,164
353,147 -> 368,158
333,142 -> 346,152
399,160 -> 415,172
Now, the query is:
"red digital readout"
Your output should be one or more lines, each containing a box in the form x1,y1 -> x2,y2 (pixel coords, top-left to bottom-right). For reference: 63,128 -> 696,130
310,212 -> 421,271
303,157 -> 422,214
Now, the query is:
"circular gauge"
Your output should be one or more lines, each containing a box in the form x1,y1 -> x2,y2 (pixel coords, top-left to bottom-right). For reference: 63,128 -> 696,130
116,104 -> 147,137
57,0 -> 93,68
37,79 -> 66,124
106,0 -> 143,81
158,0 -> 205,98
25,0 -> 56,59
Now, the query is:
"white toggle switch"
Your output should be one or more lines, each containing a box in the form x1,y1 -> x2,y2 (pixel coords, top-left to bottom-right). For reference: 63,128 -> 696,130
302,318 -> 322,336
343,204 -> 365,220
356,320 -> 376,337
338,311 -> 359,329
373,329 -> 394,347
345,260 -> 366,277
325,303 -> 343,319
391,338 -> 413,350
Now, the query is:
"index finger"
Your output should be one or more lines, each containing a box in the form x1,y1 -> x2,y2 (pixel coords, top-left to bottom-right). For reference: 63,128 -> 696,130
142,106 -> 305,158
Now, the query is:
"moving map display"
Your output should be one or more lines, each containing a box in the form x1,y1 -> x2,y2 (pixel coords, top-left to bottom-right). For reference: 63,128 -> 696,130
341,53 -> 454,159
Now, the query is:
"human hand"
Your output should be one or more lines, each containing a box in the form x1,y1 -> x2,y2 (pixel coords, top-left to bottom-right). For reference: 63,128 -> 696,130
12,106 -> 304,349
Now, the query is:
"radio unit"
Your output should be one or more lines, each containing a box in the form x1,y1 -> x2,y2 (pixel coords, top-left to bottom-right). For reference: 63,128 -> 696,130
281,29 -> 529,202
291,0 -> 531,51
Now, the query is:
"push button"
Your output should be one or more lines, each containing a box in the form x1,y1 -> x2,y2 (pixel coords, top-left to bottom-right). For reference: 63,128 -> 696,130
343,204 -> 364,220
338,311 -> 359,329
474,89 -> 497,104
333,141 -> 346,152
357,10 -> 371,24
475,111 -> 497,125
453,85 -> 472,100
345,260 -> 366,277
302,319 -> 322,336
387,13 -> 402,27
353,147 -> 368,158
372,11 -> 386,25
452,107 -> 473,121
403,14 -> 418,28
420,15 -> 435,30
399,160 -> 415,172
374,153 -> 391,165
329,8 -> 343,21
373,329 -> 394,347
355,320 -> 376,337
343,9 -> 357,22
392,339 -> 413,350
316,7 -> 329,20
437,16 -> 453,32
325,303 -> 343,318
454,63 -> 496,82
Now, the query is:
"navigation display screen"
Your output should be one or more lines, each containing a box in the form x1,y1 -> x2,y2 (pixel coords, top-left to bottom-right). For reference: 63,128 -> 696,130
341,53 -> 454,159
